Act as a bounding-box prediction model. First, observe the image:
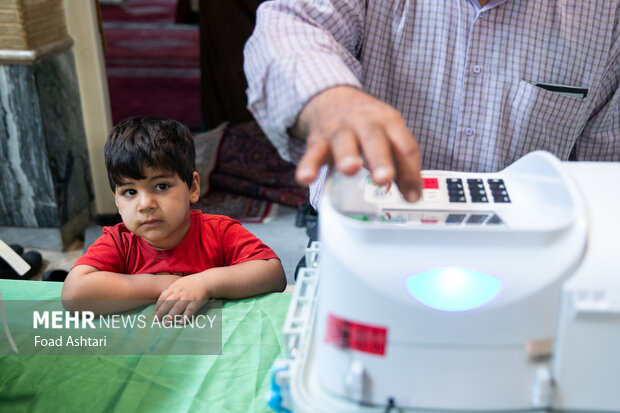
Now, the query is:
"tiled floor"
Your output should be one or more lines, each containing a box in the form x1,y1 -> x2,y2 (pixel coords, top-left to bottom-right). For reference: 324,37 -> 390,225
24,240 -> 84,281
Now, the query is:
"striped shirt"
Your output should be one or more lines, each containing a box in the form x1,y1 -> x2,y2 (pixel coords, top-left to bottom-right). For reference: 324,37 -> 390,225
244,0 -> 620,208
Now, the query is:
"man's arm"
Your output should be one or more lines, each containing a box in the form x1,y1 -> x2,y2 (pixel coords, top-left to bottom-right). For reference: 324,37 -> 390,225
61,265 -> 181,313
154,258 -> 286,322
244,0 -> 421,201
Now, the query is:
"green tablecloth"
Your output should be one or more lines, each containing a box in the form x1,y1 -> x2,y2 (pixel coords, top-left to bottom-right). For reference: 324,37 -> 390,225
0,279 -> 290,412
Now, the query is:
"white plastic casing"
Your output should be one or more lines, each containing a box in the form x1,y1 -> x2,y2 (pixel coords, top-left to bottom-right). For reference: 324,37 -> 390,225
314,151 -> 588,410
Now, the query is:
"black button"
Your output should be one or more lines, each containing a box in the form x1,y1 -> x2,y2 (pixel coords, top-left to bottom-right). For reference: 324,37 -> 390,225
446,214 -> 466,224
493,196 -> 511,203
447,179 -> 464,192
466,214 -> 488,224
486,214 -> 503,225
471,196 -> 488,203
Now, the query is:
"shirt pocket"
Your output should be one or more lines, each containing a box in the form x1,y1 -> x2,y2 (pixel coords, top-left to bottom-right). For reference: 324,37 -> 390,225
501,80 -> 589,165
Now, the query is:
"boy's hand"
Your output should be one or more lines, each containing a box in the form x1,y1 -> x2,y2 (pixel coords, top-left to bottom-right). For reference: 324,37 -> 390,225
154,273 -> 209,325
155,273 -> 183,292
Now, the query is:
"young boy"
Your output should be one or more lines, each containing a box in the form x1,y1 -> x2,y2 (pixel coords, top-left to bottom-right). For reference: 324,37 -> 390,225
62,117 -> 286,320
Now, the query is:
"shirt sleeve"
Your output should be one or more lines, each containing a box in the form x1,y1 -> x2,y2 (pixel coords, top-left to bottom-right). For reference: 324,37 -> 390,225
217,219 -> 279,266
73,227 -> 126,273
243,0 -> 365,163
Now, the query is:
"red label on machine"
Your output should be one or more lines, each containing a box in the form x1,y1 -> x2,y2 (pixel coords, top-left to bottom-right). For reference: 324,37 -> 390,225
325,314 -> 387,356
423,178 -> 439,189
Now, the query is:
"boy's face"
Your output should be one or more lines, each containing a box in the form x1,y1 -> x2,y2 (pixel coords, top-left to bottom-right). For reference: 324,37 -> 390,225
113,167 -> 200,250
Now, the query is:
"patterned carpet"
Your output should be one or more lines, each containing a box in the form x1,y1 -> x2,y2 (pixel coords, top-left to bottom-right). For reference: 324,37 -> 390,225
193,122 -> 308,222
100,0 -> 178,23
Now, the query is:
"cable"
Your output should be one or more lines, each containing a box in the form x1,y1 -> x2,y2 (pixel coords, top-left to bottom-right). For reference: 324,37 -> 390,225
384,397 -> 396,413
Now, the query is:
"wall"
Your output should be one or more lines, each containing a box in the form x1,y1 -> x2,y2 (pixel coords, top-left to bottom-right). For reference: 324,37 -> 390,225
63,0 -> 116,215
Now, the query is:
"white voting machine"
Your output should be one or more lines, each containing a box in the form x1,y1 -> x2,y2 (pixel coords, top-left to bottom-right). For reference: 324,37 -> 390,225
266,151 -> 620,413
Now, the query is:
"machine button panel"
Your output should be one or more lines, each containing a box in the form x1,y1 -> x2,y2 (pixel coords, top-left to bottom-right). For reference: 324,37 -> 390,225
444,177 -> 511,204
447,178 -> 466,203
467,179 -> 488,203
488,179 -> 511,203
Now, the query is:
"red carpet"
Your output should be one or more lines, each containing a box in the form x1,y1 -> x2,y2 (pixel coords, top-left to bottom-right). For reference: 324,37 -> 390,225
101,0 -> 177,23
102,0 -> 201,130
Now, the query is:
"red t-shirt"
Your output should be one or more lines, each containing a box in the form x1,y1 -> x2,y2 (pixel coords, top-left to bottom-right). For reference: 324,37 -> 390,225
74,210 -> 278,275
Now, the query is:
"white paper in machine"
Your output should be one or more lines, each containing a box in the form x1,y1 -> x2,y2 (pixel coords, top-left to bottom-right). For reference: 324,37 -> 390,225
267,151 -> 620,413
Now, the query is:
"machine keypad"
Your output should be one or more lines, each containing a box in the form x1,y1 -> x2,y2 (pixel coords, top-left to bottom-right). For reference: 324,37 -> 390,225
467,179 -> 488,203
447,178 -> 466,203
488,179 -> 511,203
445,178 -> 511,203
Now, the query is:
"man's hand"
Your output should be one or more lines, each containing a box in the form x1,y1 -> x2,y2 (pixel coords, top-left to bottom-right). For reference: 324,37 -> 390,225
293,86 -> 422,202
154,273 -> 208,325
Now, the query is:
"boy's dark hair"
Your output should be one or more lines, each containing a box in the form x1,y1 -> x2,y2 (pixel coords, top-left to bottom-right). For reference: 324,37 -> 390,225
105,117 -> 196,190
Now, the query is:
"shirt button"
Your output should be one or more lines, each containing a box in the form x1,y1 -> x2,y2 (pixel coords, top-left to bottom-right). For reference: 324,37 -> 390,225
465,128 -> 475,136
472,65 -> 482,74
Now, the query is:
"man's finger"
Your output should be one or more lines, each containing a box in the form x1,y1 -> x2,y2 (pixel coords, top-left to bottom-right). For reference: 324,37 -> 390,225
385,122 -> 422,202
330,128 -> 363,176
296,137 -> 330,184
357,126 -> 395,185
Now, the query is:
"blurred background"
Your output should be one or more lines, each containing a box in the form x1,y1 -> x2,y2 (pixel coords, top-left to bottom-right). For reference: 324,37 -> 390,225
0,0 -> 308,283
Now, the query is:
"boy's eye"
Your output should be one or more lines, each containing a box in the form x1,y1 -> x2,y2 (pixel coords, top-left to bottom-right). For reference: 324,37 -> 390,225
156,183 -> 169,191
123,189 -> 137,196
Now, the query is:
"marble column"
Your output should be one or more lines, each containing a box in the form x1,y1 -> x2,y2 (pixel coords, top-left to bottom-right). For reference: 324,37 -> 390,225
0,1 -> 94,250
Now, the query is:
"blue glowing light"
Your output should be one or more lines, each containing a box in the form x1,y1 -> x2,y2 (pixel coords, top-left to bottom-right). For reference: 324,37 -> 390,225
405,267 -> 501,311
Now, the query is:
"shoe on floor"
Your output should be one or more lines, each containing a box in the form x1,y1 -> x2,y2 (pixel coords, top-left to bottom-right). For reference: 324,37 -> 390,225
42,269 -> 68,282
0,249 -> 42,280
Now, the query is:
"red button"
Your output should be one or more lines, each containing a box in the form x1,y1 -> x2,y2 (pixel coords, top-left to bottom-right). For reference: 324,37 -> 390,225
423,178 -> 439,189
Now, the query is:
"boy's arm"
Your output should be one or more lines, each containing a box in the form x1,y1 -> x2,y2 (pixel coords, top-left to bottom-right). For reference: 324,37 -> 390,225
62,265 -> 181,314
154,258 -> 286,321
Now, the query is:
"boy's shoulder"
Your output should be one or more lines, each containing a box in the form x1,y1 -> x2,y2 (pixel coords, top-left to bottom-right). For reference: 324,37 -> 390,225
102,221 -> 132,236
101,222 -> 136,246
192,210 -> 240,225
